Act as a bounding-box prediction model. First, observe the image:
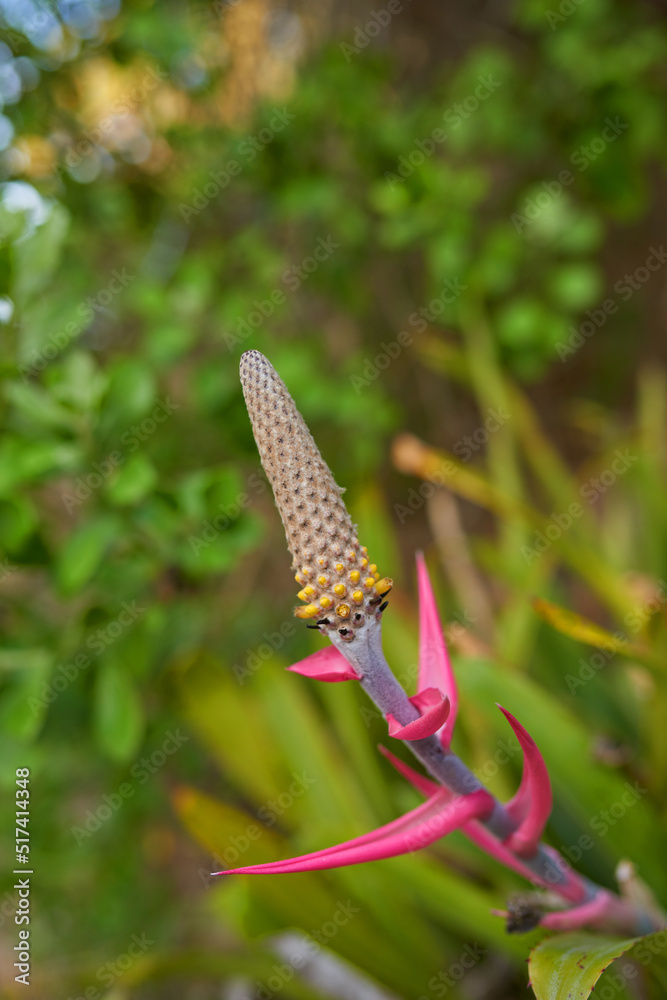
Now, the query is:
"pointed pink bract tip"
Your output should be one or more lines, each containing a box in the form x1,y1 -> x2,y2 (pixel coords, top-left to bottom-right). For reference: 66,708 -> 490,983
387,688 -> 450,741
287,645 -> 361,682
415,553 -> 458,746
221,789 -> 494,876
497,705 -> 553,858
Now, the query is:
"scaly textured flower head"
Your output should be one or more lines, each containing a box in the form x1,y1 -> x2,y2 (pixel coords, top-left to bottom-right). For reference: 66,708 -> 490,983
239,350 -> 392,639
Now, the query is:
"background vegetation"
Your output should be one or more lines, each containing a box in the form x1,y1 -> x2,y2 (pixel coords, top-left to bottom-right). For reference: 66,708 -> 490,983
0,0 -> 666,997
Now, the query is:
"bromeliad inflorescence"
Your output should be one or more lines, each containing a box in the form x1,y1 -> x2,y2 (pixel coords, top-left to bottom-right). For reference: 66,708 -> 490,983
219,349 -> 663,936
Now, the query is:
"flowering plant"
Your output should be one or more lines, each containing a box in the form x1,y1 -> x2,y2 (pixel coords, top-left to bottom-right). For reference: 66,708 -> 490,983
217,349 -> 664,946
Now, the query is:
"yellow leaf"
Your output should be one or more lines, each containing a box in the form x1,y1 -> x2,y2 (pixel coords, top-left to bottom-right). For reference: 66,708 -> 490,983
532,598 -> 645,658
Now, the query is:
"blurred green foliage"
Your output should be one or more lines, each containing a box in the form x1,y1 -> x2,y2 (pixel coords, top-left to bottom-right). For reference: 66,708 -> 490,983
0,0 -> 667,997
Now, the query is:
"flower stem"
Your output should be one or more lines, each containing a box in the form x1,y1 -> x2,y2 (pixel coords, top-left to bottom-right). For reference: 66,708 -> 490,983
329,621 -> 662,934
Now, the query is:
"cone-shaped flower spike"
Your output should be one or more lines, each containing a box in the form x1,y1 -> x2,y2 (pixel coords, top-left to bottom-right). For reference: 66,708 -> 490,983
228,351 -> 664,936
240,349 -> 392,636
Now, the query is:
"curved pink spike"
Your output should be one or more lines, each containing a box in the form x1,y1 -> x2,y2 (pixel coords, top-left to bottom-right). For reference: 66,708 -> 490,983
416,553 -> 458,747
287,646 -> 360,682
498,705 -> 552,858
217,788 -> 457,876
215,790 -> 493,875
377,744 -> 442,798
377,747 -> 564,888
540,890 -> 616,931
387,688 -> 450,741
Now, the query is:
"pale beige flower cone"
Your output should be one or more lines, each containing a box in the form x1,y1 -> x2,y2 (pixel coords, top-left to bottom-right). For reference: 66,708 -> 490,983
240,350 -> 391,630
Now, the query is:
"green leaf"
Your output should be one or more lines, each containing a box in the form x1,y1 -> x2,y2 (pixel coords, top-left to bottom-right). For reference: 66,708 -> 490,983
120,948 -> 336,1000
0,495 -> 38,551
93,659 -> 144,763
177,652 -> 295,807
0,647 -> 50,673
13,203 -> 70,305
106,452 -> 158,506
0,437 -> 80,492
496,297 -> 549,347
4,380 -> 76,432
103,358 -> 157,424
56,513 -> 121,594
529,930 -> 667,1000
532,597 -> 647,659
0,652 -> 51,741
547,262 -> 603,311
52,350 -> 107,413
172,784 -> 285,864
259,662 -> 375,833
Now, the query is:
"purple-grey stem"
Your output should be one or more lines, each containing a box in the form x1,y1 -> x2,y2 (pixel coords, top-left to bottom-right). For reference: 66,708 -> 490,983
329,619 -> 661,935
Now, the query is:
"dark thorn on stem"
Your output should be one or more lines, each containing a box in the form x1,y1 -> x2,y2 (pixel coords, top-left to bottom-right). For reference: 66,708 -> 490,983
379,601 -> 389,613
316,618 -> 331,625
306,624 -> 321,630
378,589 -> 391,599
